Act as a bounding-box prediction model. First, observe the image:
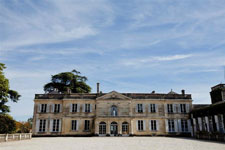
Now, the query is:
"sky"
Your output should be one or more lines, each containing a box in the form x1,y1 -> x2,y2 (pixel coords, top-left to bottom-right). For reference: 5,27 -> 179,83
1,0 -> 225,121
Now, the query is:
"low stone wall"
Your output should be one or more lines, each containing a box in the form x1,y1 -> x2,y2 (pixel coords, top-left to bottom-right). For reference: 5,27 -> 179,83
0,133 -> 32,142
195,132 -> 225,142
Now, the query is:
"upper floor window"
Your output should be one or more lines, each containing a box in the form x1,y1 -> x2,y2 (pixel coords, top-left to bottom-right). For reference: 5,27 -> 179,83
72,104 -> 78,112
150,104 -> 156,113
54,104 -> 60,113
85,104 -> 91,113
111,105 -> 118,116
137,104 -> 143,113
41,104 -> 47,113
180,104 -> 186,113
167,104 -> 173,113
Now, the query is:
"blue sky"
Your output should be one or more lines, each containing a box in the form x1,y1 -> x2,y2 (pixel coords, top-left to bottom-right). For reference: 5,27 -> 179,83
1,0 -> 225,121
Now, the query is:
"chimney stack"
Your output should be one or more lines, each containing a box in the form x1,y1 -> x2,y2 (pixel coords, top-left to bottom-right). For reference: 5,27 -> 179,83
97,83 -> 100,94
181,89 -> 185,96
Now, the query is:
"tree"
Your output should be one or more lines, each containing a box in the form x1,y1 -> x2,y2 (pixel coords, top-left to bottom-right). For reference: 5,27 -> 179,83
0,114 -> 16,134
44,69 -> 91,93
15,118 -> 32,133
0,63 -> 20,113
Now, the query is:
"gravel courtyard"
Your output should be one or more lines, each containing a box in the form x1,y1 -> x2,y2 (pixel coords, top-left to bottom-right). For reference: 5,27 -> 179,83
1,137 -> 225,150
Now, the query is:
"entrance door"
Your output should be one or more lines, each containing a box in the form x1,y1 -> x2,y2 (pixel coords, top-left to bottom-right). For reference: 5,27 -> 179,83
110,122 -> 118,136
122,122 -> 129,135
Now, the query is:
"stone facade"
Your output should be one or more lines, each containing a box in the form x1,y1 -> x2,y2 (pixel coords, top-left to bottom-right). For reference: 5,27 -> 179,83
32,90 -> 192,136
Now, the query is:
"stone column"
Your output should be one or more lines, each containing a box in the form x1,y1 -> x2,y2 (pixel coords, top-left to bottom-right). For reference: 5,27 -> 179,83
205,116 -> 210,132
107,121 -> 110,135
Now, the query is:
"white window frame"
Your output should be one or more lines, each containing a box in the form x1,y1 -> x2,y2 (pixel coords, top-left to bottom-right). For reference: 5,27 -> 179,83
168,119 -> 175,132
137,104 -> 143,113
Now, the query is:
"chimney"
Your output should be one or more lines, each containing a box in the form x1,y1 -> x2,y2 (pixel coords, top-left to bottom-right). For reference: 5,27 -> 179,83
97,83 -> 100,93
181,89 -> 185,96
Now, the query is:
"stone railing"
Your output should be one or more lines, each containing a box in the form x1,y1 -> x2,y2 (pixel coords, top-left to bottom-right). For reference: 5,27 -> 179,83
0,133 -> 32,142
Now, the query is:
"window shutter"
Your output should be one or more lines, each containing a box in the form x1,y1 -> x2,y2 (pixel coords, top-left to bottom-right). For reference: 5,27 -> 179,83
178,119 -> 181,132
214,115 -> 219,131
173,104 -> 177,113
155,104 -> 158,113
135,104 -> 138,113
35,119 -> 40,133
188,119 -> 191,132
90,104 -> 92,112
178,104 -> 181,113
52,104 -> 55,113
149,120 -> 152,131
46,104 -> 50,113
148,104 -> 151,113
59,119 -> 62,132
82,104 -> 85,112
165,119 -> 168,132
60,104 -> 62,112
70,104 -> 72,112
164,104 -> 167,113
136,121 -> 139,131
156,120 -> 159,131
186,104 -> 190,113
198,117 -> 202,131
174,119 -> 178,132
37,104 -> 41,113
76,120 -> 79,131
45,119 -> 49,132
50,119 -> 53,132
143,120 -> 146,130
143,104 -> 145,112
77,104 -> 80,112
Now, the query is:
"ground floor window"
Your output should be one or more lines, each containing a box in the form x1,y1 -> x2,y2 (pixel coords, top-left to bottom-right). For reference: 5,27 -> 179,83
99,122 -> 106,134
150,120 -> 157,131
53,119 -> 60,132
122,122 -> 129,134
84,120 -> 90,131
39,119 -> 46,132
71,120 -> 77,131
181,120 -> 188,132
168,119 -> 175,132
138,120 -> 144,131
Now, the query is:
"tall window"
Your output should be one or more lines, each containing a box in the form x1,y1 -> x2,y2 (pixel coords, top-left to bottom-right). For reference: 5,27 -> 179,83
180,104 -> 186,113
168,119 -> 175,132
99,122 -> 106,134
181,120 -> 188,132
72,104 -> 78,112
167,104 -> 173,113
138,120 -> 144,131
85,104 -> 91,113
39,119 -> 46,132
137,104 -> 143,113
150,104 -> 156,113
52,119 -> 60,132
54,104 -> 60,113
71,120 -> 77,131
150,120 -> 157,131
41,104 -> 47,113
122,122 -> 129,133
84,120 -> 90,131
218,115 -> 224,133
111,105 -> 118,116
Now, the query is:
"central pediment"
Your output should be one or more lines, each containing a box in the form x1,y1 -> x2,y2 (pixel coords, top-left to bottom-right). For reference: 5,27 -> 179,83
96,91 -> 132,100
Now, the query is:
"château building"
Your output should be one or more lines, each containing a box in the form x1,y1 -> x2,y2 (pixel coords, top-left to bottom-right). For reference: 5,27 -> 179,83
32,84 -> 192,136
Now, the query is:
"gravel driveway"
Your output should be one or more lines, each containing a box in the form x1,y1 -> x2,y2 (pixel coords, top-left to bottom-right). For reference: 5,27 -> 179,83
0,137 -> 225,150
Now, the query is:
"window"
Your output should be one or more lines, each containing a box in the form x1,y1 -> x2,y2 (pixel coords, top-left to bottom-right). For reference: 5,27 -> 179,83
84,120 -> 90,131
180,104 -> 186,113
71,120 -> 77,131
181,120 -> 188,132
137,104 -> 143,113
39,119 -> 46,132
150,104 -> 156,113
99,122 -> 106,134
85,104 -> 90,113
52,119 -> 60,132
168,119 -> 175,132
41,104 -> 47,113
54,104 -> 60,113
111,105 -> 118,116
218,115 -> 224,133
150,120 -> 157,131
167,104 -> 173,113
138,120 -> 144,131
122,122 -> 129,133
72,104 -> 78,112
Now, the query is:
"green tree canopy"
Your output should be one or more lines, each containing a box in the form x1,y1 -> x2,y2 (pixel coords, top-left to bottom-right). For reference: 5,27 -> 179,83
44,69 -> 91,93
0,63 -> 20,113
0,114 -> 16,134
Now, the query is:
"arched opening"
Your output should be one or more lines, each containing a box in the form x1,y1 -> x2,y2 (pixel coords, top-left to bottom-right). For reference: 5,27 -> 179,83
110,122 -> 118,135
111,105 -> 118,116
99,122 -> 106,135
122,122 -> 129,134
